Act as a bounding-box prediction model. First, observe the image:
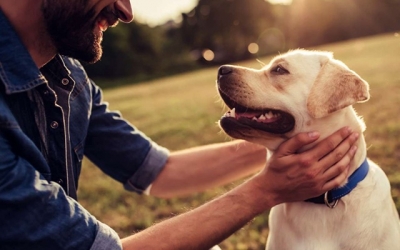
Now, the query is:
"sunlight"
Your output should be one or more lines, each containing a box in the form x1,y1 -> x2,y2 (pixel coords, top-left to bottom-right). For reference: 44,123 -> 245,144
267,0 -> 292,5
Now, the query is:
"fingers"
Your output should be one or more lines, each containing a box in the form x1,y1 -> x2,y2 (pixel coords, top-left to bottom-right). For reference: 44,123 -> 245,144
275,131 -> 320,157
319,131 -> 359,173
311,127 -> 354,161
321,145 -> 357,191
268,126 -> 360,201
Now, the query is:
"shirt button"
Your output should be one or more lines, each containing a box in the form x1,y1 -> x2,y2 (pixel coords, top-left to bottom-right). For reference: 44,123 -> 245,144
50,121 -> 59,129
43,90 -> 49,95
58,179 -> 63,184
61,78 -> 69,85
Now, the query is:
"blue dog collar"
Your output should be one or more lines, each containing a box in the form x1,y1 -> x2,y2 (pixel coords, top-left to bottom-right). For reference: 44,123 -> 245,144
305,158 -> 369,208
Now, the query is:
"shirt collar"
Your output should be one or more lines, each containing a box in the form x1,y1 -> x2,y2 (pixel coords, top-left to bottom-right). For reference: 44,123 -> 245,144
0,9 -> 47,94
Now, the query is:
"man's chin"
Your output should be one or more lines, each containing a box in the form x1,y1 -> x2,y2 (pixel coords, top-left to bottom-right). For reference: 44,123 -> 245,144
82,50 -> 102,64
58,42 -> 102,63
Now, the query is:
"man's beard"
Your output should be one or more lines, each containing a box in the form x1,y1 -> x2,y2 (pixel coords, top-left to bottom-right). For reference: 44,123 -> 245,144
41,1 -> 110,63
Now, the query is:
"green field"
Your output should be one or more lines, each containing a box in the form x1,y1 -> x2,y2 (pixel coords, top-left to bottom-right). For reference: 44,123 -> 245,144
78,33 -> 400,249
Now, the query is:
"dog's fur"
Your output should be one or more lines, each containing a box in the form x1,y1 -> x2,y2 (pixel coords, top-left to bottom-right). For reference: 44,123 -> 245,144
217,50 -> 400,249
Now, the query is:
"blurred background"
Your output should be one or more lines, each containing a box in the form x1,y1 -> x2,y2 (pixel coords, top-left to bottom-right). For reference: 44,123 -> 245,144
85,0 -> 400,87
78,1 -> 400,249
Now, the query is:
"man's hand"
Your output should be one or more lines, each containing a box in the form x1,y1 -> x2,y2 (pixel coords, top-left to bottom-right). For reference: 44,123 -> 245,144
253,127 -> 359,208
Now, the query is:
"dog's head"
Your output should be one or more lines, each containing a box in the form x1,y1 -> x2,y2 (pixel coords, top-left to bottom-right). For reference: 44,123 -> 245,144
217,49 -> 369,150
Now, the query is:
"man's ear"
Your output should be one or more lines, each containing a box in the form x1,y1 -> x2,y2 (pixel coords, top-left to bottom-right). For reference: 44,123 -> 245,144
307,59 -> 370,119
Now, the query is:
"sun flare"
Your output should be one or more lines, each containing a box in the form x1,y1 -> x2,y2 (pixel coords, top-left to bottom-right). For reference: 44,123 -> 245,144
267,0 -> 292,5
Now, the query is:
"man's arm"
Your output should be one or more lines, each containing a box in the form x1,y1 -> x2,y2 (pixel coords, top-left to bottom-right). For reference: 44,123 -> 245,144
150,139 -> 266,198
150,127 -> 358,198
122,127 -> 359,250
122,177 -> 271,250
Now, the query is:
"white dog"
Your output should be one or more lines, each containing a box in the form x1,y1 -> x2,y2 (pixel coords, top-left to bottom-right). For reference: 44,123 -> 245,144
216,49 -> 400,250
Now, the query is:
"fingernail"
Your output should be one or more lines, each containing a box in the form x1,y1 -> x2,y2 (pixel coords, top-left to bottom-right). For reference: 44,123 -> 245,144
352,132 -> 359,140
346,126 -> 353,134
308,131 -> 319,138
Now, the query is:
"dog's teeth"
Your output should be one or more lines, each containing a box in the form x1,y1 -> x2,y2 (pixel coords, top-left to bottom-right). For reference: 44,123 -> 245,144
259,115 -> 266,120
231,108 -> 236,118
265,112 -> 274,119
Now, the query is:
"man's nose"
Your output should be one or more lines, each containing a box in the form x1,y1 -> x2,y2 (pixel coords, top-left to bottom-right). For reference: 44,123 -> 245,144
114,0 -> 134,23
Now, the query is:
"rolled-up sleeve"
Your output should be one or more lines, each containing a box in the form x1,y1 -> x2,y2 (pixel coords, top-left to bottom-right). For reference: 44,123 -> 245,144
124,142 -> 169,193
90,221 -> 122,250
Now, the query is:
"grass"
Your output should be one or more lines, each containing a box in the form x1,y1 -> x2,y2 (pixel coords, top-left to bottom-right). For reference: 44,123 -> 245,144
78,32 -> 400,249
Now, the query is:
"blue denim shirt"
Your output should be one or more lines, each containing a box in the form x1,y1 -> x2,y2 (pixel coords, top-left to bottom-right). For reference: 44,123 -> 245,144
0,10 -> 169,250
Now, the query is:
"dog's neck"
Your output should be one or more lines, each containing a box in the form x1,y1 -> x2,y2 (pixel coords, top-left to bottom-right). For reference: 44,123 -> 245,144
311,107 -> 367,179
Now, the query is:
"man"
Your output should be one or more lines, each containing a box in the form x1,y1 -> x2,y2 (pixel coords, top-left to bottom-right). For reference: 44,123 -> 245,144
0,1 -> 358,249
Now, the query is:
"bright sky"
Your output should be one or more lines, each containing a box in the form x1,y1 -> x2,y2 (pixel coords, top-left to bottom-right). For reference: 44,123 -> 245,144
130,0 -> 292,27
130,0 -> 198,26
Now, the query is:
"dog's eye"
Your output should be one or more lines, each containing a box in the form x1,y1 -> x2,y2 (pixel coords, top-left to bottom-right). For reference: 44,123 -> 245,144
271,65 -> 289,75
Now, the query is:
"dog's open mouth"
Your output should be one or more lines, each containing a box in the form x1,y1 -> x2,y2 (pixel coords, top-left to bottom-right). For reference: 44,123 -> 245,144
219,91 -> 295,134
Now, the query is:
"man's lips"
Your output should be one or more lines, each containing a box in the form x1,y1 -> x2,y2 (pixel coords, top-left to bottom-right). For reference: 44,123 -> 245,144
96,7 -> 119,32
97,19 -> 109,32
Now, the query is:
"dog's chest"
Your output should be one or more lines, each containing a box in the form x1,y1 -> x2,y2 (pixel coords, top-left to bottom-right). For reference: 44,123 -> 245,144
267,165 -> 399,250
268,201 -> 374,249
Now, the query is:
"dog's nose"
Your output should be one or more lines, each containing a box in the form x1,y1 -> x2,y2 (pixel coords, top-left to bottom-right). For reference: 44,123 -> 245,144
218,66 -> 233,76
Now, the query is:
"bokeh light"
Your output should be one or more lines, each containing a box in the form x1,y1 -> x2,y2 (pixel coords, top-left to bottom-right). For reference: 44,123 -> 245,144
203,49 -> 215,61
248,43 -> 259,54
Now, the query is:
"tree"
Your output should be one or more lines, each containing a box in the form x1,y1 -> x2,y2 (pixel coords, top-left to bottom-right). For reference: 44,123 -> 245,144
85,21 -> 197,84
180,0 -> 277,63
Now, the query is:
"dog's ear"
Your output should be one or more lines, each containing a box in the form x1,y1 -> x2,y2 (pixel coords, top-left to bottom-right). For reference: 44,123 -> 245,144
307,59 -> 370,119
